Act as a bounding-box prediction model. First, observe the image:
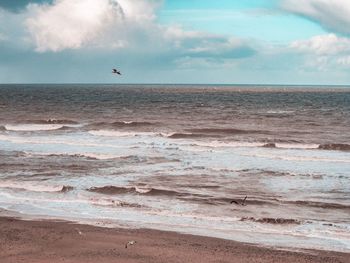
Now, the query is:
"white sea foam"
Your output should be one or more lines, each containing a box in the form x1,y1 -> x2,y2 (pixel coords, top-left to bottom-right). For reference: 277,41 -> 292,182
162,132 -> 193,137
189,141 -> 320,150
0,185 -> 349,252
266,110 -> 295,114
275,143 -> 319,149
134,186 -> 153,194
0,134 -> 129,149
192,141 -> 264,148
0,181 -> 68,192
242,153 -> 350,163
88,130 -> 157,137
77,153 -> 125,160
26,151 -> 126,160
5,124 -> 65,131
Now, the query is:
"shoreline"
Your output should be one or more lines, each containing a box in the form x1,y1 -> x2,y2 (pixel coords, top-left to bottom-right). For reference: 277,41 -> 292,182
0,216 -> 348,263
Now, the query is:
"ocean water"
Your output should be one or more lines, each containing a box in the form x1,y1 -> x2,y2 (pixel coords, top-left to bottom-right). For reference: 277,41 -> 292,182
0,84 -> 349,252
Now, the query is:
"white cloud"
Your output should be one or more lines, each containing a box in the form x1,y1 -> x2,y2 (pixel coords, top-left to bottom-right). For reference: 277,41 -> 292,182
25,0 -> 159,52
282,1 -> 350,70
337,56 -> 350,66
291,34 -> 350,55
116,0 -> 160,22
281,0 -> 350,35
20,0 -> 255,66
290,34 -> 350,69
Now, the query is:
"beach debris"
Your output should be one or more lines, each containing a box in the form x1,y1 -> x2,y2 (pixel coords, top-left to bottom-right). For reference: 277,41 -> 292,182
75,228 -> 84,236
125,240 -> 137,248
112,68 -> 122,75
230,195 -> 247,206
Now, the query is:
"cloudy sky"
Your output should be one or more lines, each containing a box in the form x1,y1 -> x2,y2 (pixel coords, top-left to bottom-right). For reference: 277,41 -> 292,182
1,0 -> 350,84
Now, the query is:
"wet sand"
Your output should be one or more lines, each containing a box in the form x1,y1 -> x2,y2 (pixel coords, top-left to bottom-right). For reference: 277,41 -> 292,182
0,216 -> 348,263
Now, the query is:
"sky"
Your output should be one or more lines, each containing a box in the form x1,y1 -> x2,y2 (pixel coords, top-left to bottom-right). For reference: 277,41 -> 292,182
1,0 -> 350,85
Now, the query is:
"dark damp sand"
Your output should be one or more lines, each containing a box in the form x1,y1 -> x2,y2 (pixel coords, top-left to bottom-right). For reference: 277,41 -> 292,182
0,217 -> 348,263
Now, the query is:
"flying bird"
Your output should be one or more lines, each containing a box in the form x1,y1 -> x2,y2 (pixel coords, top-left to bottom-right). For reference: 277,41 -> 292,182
112,68 -> 122,75
230,195 -> 247,206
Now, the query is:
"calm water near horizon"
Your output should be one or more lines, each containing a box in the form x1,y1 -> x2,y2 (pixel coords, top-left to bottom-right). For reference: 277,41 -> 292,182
0,84 -> 349,252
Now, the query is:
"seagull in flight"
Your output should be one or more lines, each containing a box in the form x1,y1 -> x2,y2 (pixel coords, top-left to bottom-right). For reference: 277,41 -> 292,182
230,195 -> 247,206
112,68 -> 122,75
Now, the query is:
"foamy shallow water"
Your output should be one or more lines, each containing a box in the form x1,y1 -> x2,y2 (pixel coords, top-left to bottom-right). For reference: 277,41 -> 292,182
0,85 -> 349,252
0,130 -> 349,252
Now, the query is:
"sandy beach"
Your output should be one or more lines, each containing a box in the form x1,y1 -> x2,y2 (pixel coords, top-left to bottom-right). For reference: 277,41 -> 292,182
0,216 -> 348,263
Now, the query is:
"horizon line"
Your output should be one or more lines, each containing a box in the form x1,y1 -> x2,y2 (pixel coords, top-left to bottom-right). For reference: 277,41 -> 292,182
1,83 -> 350,87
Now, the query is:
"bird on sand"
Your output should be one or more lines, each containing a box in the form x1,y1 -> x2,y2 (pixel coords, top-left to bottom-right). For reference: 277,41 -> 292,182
112,68 -> 122,75
75,228 -> 84,236
230,195 -> 247,206
125,240 -> 137,248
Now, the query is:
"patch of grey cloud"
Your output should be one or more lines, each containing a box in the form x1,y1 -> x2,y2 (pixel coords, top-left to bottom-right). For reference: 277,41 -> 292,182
184,45 -> 255,60
281,0 -> 350,36
0,0 -> 52,12
158,28 -> 256,65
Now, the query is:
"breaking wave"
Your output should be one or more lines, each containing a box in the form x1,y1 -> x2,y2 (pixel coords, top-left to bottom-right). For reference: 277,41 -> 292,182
87,186 -> 183,197
86,121 -> 156,130
271,143 -> 319,149
26,152 -> 142,161
88,130 -> 156,137
186,128 -> 269,135
87,186 -> 275,206
240,217 -> 300,225
4,124 -> 66,131
26,119 -> 78,125
167,133 -> 217,139
0,181 -> 73,193
86,196 -> 143,208
318,143 -> 350,152
262,142 -> 350,151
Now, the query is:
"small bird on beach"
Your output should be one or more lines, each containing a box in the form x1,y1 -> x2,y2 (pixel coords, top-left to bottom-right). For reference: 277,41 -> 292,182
125,240 -> 137,248
75,228 -> 84,236
230,195 -> 247,206
112,68 -> 122,75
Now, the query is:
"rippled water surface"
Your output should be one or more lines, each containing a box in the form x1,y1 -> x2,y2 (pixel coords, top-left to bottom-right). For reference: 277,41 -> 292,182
0,84 -> 349,252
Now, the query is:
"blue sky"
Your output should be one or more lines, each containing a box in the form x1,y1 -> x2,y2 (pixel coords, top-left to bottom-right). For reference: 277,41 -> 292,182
1,0 -> 350,84
159,1 -> 324,43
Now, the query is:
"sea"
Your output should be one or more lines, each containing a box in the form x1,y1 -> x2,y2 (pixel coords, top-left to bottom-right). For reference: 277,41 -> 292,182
0,84 -> 349,252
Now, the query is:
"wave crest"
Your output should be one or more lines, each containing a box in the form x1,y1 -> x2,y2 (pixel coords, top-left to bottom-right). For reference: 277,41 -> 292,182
86,121 -> 155,130
4,124 -> 66,131
0,182 -> 74,193
87,186 -> 184,197
187,128 -> 268,135
240,217 -> 300,225
88,130 -> 156,137
167,133 -> 215,139
27,119 -> 78,125
318,143 -> 350,151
